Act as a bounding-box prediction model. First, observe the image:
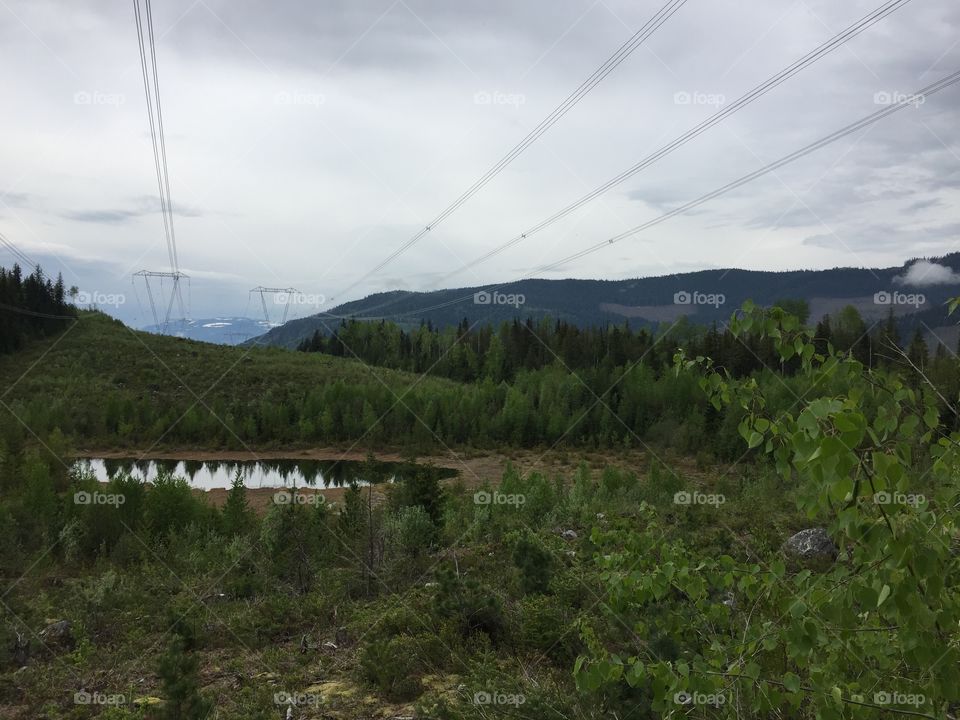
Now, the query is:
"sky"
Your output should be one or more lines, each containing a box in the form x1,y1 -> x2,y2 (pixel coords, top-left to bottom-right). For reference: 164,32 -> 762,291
0,0 -> 958,327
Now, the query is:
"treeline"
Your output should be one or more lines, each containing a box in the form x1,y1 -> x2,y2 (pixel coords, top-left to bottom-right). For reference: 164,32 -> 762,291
300,304 -> 954,385
0,264 -> 74,354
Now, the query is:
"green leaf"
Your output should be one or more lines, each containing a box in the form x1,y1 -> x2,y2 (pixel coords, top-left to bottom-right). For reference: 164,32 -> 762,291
782,672 -> 801,693
877,584 -> 891,608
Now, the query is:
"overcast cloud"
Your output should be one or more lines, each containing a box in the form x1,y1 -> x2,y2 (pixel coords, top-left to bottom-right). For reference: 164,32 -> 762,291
1,0 -> 958,326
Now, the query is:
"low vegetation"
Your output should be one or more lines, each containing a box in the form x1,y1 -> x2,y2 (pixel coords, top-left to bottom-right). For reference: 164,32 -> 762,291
0,276 -> 957,718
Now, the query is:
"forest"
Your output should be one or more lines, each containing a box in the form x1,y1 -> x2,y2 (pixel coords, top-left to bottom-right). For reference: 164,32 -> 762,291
0,264 -> 74,355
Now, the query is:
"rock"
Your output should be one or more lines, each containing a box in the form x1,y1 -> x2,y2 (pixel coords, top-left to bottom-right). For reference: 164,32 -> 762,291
9,632 -> 29,666
782,528 -> 837,562
561,529 -> 578,541
38,620 -> 73,652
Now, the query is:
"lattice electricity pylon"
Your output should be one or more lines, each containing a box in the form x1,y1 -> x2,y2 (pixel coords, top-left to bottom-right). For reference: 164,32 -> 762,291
134,270 -> 189,333
249,286 -> 300,326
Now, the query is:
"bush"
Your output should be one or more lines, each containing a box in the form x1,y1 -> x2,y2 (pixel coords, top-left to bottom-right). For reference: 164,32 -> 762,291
432,566 -> 505,641
386,505 -> 435,560
511,532 -> 553,595
144,472 -> 207,539
360,635 -> 426,701
513,594 -> 580,665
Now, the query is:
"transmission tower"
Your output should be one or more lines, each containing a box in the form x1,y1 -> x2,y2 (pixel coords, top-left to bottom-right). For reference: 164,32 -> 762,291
134,270 -> 189,332
249,286 -> 300,326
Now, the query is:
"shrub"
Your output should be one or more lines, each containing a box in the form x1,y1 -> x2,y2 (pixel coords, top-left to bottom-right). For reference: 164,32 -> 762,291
432,566 -> 504,641
511,532 -> 553,595
386,505 -> 435,560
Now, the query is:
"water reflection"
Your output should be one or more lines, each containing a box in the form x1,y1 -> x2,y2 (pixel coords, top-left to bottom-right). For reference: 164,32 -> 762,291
75,457 -> 455,491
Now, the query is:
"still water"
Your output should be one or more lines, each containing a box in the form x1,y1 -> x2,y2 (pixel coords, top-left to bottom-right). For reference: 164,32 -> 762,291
74,457 -> 456,491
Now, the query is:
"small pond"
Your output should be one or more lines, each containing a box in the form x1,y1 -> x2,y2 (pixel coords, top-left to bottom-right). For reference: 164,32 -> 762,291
74,457 -> 456,491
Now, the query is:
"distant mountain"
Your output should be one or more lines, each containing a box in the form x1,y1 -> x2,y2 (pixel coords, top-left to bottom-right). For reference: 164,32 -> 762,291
247,253 -> 960,349
142,317 -> 272,345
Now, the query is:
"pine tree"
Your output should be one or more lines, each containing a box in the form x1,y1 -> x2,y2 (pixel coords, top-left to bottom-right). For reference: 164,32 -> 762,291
158,629 -> 212,720
221,470 -> 253,535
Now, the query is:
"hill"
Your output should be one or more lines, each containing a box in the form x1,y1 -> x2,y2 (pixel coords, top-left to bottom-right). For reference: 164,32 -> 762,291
0,311 -> 469,452
248,253 -> 960,349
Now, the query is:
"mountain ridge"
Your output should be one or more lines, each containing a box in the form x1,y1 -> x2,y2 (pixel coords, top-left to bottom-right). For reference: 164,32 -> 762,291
247,252 -> 960,349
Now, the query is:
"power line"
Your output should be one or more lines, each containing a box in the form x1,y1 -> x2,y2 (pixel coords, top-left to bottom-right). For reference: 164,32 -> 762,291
350,0 -> 914,320
0,232 -> 38,270
535,69 -> 960,275
329,69 -> 960,322
132,0 -> 175,275
0,301 -> 77,321
132,0 -> 188,331
442,0 -> 914,282
333,0 -> 690,300
145,0 -> 181,276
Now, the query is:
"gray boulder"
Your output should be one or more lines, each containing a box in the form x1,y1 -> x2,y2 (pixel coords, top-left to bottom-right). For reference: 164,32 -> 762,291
782,528 -> 837,562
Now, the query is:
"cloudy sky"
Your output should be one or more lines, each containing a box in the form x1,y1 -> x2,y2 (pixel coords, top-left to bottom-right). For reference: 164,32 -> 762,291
1,0 -> 958,326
